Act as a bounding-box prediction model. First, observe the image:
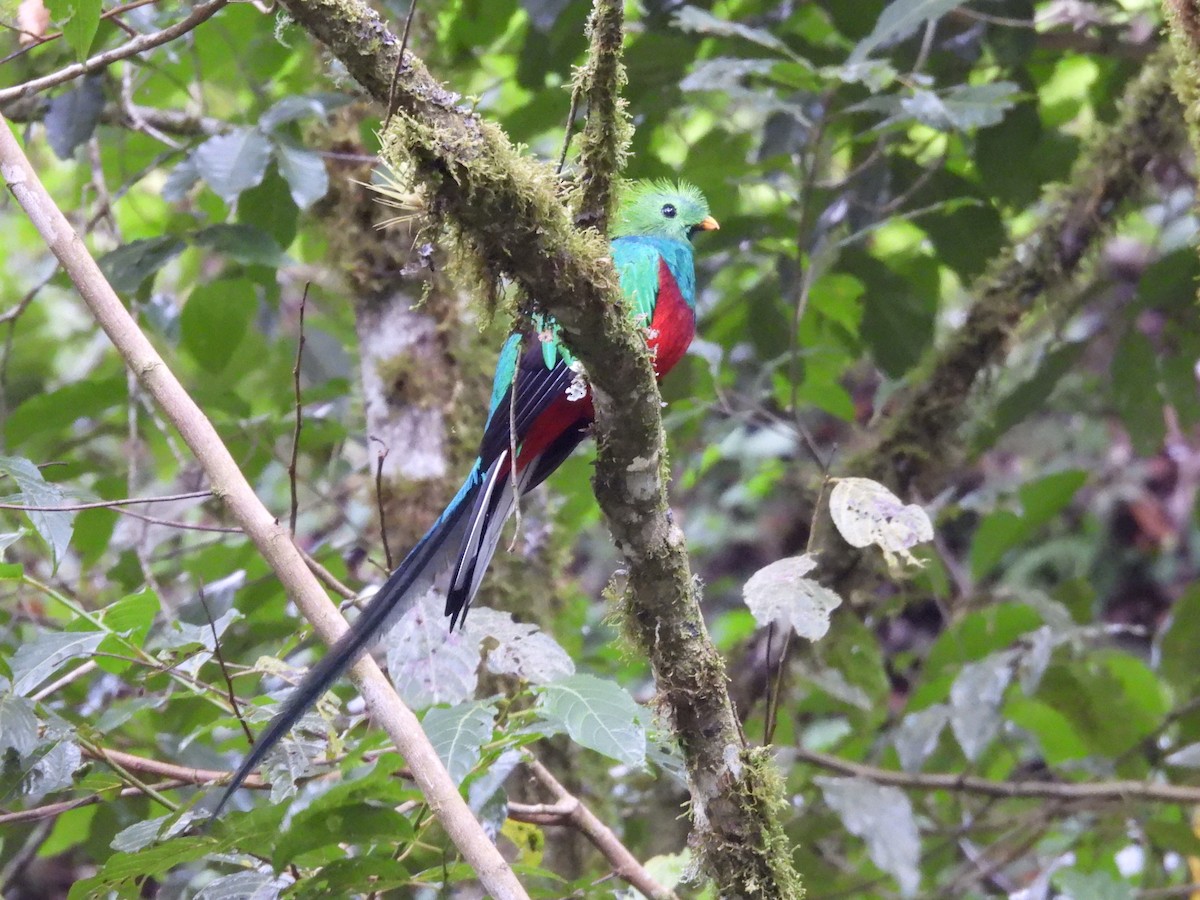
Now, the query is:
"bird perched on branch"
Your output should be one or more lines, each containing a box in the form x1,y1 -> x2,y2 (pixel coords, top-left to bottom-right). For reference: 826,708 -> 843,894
211,180 -> 717,817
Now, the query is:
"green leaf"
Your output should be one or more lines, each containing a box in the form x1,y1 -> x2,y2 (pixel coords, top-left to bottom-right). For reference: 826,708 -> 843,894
258,93 -> 353,131
274,144 -> 330,210
195,872 -> 291,899
180,278 -> 257,373
47,0 -> 101,60
9,630 -> 105,696
102,588 -> 160,646
900,83 -> 1021,132
1158,584 -> 1200,692
68,837 -> 216,899
423,700 -> 497,784
816,777 -> 920,895
274,788 -> 416,868
192,224 -> 287,267
1053,870 -> 1134,900
1111,330 -> 1165,456
44,76 -> 104,159
194,129 -> 273,205
286,857 -> 412,899
0,455 -> 75,569
536,674 -> 645,767
237,166 -> 299,248
973,342 -> 1085,451
672,6 -> 797,59
0,694 -> 39,754
743,554 -> 844,640
98,237 -> 186,294
4,375 -> 125,449
850,0 -> 963,62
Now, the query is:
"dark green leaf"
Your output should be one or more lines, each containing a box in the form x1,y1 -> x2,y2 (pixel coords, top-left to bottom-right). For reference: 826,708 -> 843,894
536,674 -> 645,766
0,455 -> 75,569
180,278 -> 257,373
194,129 -> 273,205
192,224 -> 287,267
98,237 -> 186,294
47,0 -> 101,60
44,76 -> 105,159
274,143 -> 329,210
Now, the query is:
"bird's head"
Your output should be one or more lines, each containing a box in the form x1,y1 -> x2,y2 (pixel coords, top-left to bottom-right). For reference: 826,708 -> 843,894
611,179 -> 719,242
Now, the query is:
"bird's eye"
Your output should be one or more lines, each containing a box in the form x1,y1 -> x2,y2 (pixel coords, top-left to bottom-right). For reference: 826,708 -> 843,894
661,203 -> 677,219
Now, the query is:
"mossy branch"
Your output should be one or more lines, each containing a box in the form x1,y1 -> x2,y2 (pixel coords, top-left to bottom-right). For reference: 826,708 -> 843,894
1164,2 -> 1200,196
573,0 -> 632,233
851,52 -> 1180,499
276,1 -> 801,895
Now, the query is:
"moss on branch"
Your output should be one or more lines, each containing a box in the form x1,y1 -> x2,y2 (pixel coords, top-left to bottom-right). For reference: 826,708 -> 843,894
573,0 -> 632,233
1164,2 -> 1200,198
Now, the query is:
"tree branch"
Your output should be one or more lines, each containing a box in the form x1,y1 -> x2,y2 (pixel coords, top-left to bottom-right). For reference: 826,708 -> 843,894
82,746 -> 267,790
0,1 -> 229,105
514,760 -> 679,900
0,112 -> 529,900
0,96 -> 228,138
1164,2 -> 1200,200
572,0 -> 631,233
850,52 -> 1180,498
797,746 -> 1200,805
272,2 -> 800,895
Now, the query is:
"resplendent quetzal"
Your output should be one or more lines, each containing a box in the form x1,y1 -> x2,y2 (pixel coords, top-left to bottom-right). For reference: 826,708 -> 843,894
212,180 -> 717,816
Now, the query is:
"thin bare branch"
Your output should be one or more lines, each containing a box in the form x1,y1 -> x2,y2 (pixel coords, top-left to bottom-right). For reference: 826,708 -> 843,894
0,110 -> 529,900
0,1 -> 230,105
797,746 -> 1200,805
525,760 -> 679,900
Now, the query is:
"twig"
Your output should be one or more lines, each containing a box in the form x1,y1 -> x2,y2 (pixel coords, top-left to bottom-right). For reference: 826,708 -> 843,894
31,659 -> 98,701
288,285 -> 309,535
0,782 -> 186,826
0,1 -> 230,104
82,746 -> 267,789
113,507 -> 243,534
525,759 -> 679,900
383,0 -> 420,132
82,739 -> 179,812
795,746 -> 1200,804
555,83 -> 581,175
296,545 -> 358,600
0,0 -> 163,65
0,490 -> 212,512
373,444 -> 394,570
0,110 -> 529,900
197,581 -> 255,745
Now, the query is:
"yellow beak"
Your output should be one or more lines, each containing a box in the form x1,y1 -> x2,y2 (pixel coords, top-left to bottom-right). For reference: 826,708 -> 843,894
698,215 -> 720,231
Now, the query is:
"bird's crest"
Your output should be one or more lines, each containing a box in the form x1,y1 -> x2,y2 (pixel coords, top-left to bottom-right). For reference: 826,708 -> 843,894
611,180 -> 713,241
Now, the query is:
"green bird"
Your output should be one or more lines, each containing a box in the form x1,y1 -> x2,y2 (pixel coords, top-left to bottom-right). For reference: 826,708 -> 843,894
212,180 -> 717,817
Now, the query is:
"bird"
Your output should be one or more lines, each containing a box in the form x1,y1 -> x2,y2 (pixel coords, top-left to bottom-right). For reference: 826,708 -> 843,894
209,180 -> 717,819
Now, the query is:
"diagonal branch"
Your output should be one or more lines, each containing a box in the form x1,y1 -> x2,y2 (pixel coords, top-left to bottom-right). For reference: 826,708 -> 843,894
851,52 -> 1180,499
0,112 -> 529,900
273,1 -> 801,895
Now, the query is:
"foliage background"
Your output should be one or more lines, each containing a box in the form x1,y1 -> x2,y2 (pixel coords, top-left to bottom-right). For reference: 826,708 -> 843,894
2,0 -> 1200,897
